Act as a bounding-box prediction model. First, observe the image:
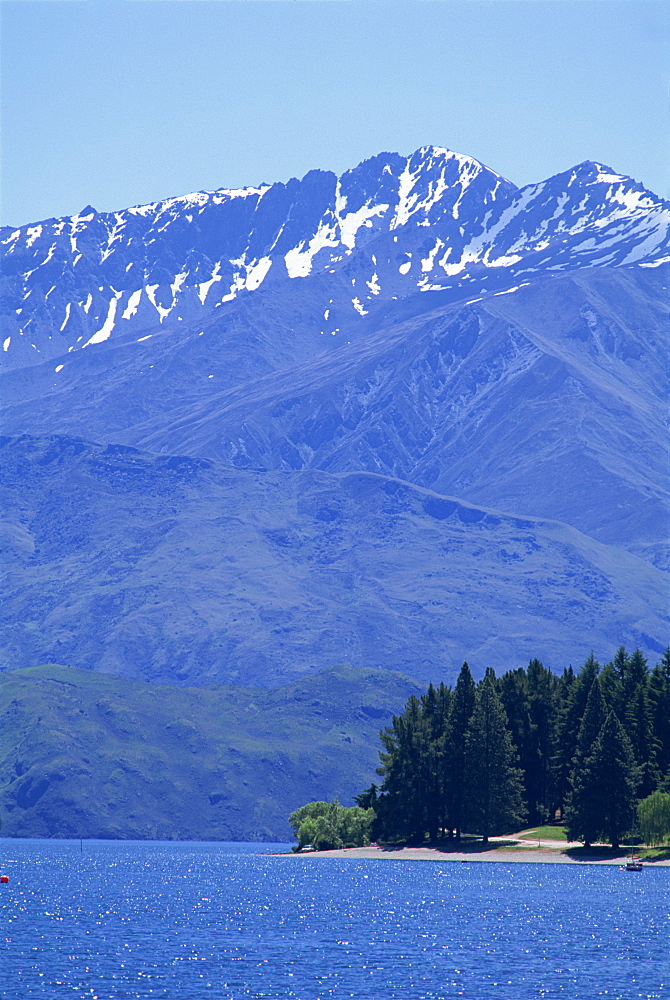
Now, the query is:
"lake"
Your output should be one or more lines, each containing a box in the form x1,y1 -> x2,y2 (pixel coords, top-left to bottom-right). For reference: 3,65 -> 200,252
1,840 -> 667,999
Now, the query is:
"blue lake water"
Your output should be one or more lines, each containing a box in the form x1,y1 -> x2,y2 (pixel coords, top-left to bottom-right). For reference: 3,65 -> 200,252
1,840 -> 668,999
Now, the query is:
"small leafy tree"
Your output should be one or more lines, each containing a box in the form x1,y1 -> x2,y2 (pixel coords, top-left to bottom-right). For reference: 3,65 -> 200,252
312,814 -> 343,851
339,805 -> 374,847
637,791 -> 670,846
288,801 -> 330,834
288,799 -> 373,851
296,816 -> 319,850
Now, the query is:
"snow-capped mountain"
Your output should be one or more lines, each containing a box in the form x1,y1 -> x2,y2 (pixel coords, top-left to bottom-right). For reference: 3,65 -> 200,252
1,146 -> 667,371
1,145 -> 668,685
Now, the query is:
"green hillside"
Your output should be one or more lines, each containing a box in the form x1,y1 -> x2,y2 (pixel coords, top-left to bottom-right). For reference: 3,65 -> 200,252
0,663 -> 420,841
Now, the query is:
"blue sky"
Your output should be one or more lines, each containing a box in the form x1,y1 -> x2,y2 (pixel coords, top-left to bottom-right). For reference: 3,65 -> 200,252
2,0 -> 668,228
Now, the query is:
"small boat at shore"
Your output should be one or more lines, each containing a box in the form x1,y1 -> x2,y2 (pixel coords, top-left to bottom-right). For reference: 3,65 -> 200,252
624,856 -> 643,871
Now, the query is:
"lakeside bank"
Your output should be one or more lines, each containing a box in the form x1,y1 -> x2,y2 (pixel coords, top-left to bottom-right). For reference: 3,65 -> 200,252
279,840 -> 670,865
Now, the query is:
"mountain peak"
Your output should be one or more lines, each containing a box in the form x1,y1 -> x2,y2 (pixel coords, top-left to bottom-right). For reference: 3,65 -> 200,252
1,145 -> 668,372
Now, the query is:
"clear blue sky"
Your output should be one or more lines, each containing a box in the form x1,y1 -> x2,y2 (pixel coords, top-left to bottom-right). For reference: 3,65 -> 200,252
1,0 -> 668,228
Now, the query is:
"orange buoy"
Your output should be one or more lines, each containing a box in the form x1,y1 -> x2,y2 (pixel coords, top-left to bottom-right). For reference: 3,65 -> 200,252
0,875 -> 9,883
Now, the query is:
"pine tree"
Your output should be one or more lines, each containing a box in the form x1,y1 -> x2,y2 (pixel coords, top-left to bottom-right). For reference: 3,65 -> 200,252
548,665 -> 574,814
463,673 -> 526,842
626,682 -> 659,797
566,711 -> 639,848
498,660 -> 559,824
572,676 -> 609,773
648,649 -> 670,785
421,682 -> 451,840
498,666 -> 532,819
376,695 -> 431,841
444,662 -> 476,841
605,645 -> 630,720
611,648 -> 659,797
551,654 -> 599,815
563,677 -> 609,845
526,658 -> 558,823
621,648 -> 648,705
593,712 -> 640,848
597,659 -> 621,713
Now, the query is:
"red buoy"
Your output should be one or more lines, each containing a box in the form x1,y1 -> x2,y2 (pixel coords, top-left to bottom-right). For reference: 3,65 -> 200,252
0,875 -> 9,883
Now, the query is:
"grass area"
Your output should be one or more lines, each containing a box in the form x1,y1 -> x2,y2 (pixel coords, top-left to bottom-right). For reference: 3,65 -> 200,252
494,843 -> 545,852
517,825 -> 568,841
639,846 -> 670,862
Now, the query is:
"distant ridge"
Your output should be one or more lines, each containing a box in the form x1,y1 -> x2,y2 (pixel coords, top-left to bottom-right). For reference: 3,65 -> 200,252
1,433 -> 665,685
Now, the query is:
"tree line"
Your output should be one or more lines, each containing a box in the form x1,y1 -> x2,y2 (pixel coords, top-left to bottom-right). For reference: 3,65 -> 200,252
349,647 -> 670,848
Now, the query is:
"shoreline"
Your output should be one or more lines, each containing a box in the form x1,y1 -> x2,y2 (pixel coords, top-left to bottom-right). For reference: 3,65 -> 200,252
277,841 -> 670,866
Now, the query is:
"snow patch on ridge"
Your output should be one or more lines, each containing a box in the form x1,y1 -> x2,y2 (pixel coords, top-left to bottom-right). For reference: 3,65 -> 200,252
127,184 -> 272,220
146,284 -> 171,322
198,263 -> 223,304
338,199 -> 388,250
122,289 -> 143,320
83,291 -> 122,347
285,222 -> 339,278
25,226 -> 42,249
245,256 -> 272,291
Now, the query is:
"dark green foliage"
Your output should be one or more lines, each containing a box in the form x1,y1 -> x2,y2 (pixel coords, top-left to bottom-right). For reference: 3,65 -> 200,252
463,674 -> 526,841
375,695 -> 432,842
601,647 -> 662,797
573,677 -> 609,773
498,662 -> 557,824
421,682 -> 452,840
526,658 -> 559,822
565,711 -> 639,847
362,645 -> 668,848
648,650 -> 670,783
353,783 -> 379,810
444,662 -> 476,840
563,678 -> 611,846
551,653 -> 600,814
569,712 -> 639,848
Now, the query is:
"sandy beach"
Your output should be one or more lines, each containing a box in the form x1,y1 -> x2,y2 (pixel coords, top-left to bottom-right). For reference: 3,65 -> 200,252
281,839 -> 670,866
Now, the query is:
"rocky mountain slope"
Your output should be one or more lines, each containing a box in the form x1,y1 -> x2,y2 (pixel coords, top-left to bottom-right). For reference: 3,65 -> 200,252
1,145 -> 668,687
1,434 -> 665,685
2,147 -> 667,371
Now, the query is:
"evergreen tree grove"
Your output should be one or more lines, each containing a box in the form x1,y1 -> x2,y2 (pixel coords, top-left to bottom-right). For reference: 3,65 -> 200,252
290,644 -> 669,850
